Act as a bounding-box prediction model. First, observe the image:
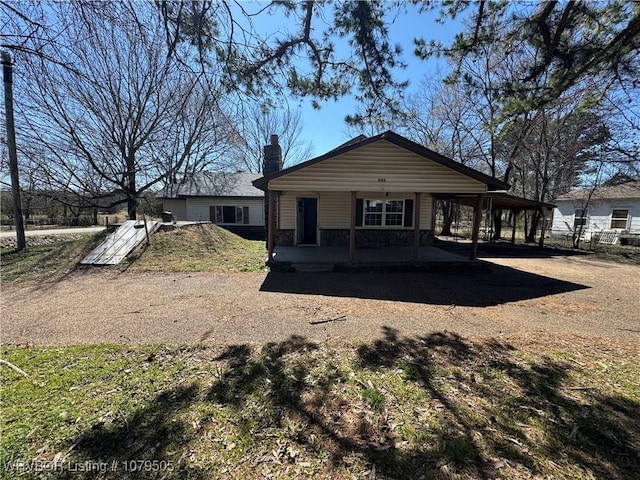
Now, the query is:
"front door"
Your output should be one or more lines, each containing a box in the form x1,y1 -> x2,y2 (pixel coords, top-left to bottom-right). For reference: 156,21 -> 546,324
297,197 -> 318,245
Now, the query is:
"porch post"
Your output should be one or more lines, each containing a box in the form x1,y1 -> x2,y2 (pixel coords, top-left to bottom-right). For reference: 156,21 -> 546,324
470,193 -> 484,260
267,190 -> 275,262
349,191 -> 356,263
413,192 -> 421,260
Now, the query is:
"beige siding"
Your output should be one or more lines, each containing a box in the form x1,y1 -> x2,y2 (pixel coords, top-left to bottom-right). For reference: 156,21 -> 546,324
279,192 -> 434,230
269,140 -> 486,193
186,197 -> 264,225
420,194 -> 433,228
318,192 -> 351,228
162,199 -> 187,221
279,191 -> 319,229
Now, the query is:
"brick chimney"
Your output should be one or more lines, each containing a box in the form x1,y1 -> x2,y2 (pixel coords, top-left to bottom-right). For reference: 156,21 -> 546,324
262,134 -> 282,244
262,134 -> 282,175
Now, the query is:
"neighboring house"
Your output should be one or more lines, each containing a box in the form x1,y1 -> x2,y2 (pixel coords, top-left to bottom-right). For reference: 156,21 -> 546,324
253,131 -> 512,261
551,181 -> 640,242
160,171 -> 265,238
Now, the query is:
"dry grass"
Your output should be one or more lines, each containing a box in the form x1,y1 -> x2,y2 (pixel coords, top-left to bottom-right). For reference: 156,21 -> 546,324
2,333 -> 638,479
0,233 -> 107,282
122,224 -> 266,273
2,224 -> 638,479
1,224 -> 266,283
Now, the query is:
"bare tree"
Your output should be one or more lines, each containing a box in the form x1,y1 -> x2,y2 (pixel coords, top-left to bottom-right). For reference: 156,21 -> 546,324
501,97 -> 611,242
4,1 -> 638,123
404,77 -> 481,236
231,102 -> 315,173
13,2 -> 234,219
596,86 -> 640,179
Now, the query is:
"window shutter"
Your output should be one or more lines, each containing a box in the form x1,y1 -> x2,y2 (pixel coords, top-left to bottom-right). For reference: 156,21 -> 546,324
209,206 -> 216,223
355,199 -> 363,226
404,199 -> 414,227
243,206 -> 250,224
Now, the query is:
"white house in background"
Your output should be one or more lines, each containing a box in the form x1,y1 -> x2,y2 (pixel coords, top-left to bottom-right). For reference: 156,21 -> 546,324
551,181 -> 640,242
160,171 -> 265,238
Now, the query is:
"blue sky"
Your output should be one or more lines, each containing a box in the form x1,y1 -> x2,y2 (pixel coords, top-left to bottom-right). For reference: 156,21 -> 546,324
302,8 -> 458,155
246,2 -> 463,157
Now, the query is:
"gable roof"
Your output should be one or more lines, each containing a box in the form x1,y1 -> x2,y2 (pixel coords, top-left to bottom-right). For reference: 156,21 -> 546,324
253,130 -> 509,191
162,172 -> 263,198
554,181 -> 640,202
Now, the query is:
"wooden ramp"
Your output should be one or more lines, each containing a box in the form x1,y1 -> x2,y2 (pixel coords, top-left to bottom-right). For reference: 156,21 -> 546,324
81,220 -> 159,265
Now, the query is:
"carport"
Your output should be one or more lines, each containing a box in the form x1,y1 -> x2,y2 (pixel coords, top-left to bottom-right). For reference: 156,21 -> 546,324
434,192 -> 555,246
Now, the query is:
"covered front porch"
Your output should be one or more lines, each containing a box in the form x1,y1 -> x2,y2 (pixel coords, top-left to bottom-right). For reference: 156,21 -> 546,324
269,245 -> 478,271
254,131 -> 519,266
266,191 -> 486,263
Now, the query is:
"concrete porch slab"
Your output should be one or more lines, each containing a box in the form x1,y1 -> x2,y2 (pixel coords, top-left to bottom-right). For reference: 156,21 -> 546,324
270,246 -> 478,271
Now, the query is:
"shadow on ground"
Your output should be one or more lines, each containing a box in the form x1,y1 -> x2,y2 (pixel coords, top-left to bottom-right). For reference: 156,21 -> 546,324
65,330 -> 639,479
260,262 -> 588,307
435,238 -> 587,259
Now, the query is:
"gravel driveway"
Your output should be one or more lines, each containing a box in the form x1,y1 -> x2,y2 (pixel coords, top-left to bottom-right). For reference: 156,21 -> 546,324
2,255 -> 639,346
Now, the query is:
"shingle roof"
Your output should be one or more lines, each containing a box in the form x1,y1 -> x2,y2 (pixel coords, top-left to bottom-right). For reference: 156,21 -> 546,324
162,172 -> 264,198
554,181 -> 640,202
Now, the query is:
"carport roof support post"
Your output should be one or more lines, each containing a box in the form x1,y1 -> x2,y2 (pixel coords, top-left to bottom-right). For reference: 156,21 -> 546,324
470,194 -> 484,260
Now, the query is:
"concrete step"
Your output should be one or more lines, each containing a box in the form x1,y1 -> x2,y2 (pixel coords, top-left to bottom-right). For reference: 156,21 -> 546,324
291,263 -> 335,272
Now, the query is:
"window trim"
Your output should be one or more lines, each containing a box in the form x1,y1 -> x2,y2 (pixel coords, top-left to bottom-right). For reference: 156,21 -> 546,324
213,205 -> 249,225
362,198 -> 406,228
610,209 -> 629,230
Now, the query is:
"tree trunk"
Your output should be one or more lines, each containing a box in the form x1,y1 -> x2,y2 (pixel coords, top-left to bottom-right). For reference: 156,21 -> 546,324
510,209 -> 520,244
70,210 -> 80,226
526,209 -> 540,243
538,208 -> 546,248
440,200 -> 454,236
127,197 -> 137,220
492,209 -> 502,240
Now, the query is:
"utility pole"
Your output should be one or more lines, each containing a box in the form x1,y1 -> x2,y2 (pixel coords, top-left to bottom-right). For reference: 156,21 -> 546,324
2,50 -> 26,251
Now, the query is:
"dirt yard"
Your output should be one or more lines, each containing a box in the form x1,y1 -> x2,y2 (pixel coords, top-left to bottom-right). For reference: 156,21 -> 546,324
1,255 -> 639,346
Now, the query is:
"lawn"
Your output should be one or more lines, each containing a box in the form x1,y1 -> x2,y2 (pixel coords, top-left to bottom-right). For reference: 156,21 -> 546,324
2,225 -> 638,479
1,333 -> 638,479
0,224 -> 266,283
123,224 -> 266,273
0,233 -> 108,282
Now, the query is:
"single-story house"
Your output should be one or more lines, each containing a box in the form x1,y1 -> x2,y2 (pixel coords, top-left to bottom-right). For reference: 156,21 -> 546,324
160,171 -> 265,237
551,181 -> 640,242
253,131 -> 511,261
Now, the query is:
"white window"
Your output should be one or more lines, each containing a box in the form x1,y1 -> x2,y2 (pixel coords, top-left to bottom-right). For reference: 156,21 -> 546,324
364,200 -> 383,226
610,209 -> 629,230
364,199 -> 404,227
214,206 -> 248,224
